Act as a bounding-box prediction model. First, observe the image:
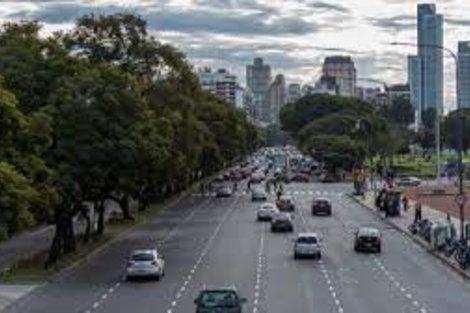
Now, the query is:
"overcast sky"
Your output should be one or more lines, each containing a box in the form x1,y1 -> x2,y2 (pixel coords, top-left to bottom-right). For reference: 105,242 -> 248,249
1,0 -> 470,109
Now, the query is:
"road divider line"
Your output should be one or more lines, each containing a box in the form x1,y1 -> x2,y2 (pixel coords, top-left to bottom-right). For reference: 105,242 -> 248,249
81,197 -> 212,313
252,223 -> 266,313
165,196 -> 241,313
372,257 -> 430,313
320,260 -> 345,313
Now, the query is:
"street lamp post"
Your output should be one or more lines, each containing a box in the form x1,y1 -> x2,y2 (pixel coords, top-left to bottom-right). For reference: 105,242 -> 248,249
391,41 -> 466,242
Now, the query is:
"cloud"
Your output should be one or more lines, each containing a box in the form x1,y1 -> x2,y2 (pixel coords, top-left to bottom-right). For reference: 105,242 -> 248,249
306,1 -> 350,14
146,9 -> 318,35
7,1 -> 318,36
445,17 -> 470,27
368,14 -> 416,33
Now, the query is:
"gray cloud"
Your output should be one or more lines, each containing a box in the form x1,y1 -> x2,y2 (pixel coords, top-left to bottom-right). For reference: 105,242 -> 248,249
445,17 -> 470,27
8,1 -> 318,36
306,1 -> 350,14
368,14 -> 416,32
146,9 -> 317,35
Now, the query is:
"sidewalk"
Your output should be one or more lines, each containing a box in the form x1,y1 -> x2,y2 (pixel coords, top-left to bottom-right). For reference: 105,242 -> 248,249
351,191 -> 470,280
0,200 -> 121,274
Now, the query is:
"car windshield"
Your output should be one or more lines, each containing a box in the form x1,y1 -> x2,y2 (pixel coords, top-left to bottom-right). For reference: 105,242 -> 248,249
131,253 -> 154,262
199,291 -> 238,307
297,237 -> 317,244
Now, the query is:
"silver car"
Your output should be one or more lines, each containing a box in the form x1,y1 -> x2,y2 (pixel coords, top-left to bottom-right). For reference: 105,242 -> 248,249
293,233 -> 322,259
257,203 -> 279,221
126,249 -> 165,281
251,188 -> 267,202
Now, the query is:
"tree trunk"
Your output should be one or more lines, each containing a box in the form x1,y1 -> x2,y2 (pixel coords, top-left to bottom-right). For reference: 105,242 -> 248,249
78,203 -> 91,243
95,200 -> 105,236
120,195 -> 134,221
46,207 -> 75,268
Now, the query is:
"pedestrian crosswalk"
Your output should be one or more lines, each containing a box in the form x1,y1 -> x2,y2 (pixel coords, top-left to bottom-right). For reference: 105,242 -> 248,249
190,190 -> 344,197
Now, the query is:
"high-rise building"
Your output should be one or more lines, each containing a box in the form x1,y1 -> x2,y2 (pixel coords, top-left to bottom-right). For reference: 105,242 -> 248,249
321,56 -> 356,97
417,3 -> 443,114
314,75 -> 338,95
356,86 -> 381,104
408,55 -> 423,126
458,41 -> 470,109
387,84 -> 411,104
197,67 -> 238,105
287,83 -> 302,104
247,58 -> 272,123
268,74 -> 286,124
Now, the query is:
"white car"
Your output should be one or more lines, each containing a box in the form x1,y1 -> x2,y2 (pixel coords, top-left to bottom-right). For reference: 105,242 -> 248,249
293,233 -> 322,259
396,176 -> 421,187
257,203 -> 279,221
126,249 -> 165,281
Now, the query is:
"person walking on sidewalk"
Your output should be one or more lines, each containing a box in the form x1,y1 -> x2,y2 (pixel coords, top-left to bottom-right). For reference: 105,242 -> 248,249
414,202 -> 422,223
402,195 -> 409,212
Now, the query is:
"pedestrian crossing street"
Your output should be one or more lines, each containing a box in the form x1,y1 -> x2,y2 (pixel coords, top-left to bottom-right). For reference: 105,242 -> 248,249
191,190 -> 345,197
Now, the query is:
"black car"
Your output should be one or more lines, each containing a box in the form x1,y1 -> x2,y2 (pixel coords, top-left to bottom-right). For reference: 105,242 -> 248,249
194,287 -> 247,313
311,198 -> 332,216
354,227 -> 381,253
271,213 -> 294,232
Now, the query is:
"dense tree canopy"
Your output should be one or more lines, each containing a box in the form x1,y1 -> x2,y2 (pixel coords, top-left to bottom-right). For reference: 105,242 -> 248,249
280,94 -> 390,171
379,96 -> 415,128
443,108 -> 470,152
0,14 -> 260,263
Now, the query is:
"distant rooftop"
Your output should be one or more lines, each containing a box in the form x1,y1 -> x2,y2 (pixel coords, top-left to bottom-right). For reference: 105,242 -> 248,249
324,56 -> 353,64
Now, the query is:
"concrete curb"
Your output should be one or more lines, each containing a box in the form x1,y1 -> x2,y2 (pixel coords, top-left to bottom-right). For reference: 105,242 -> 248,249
348,194 -> 470,281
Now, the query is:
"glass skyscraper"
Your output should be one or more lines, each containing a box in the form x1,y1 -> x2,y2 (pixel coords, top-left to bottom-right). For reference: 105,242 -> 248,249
408,55 -> 423,127
417,3 -> 443,114
458,41 -> 470,109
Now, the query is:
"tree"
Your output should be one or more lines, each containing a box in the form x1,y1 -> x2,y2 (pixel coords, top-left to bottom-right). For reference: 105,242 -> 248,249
422,107 -> 437,130
301,135 -> 365,171
280,94 -> 376,135
0,15 -> 260,266
443,108 -> 470,152
380,96 -> 414,127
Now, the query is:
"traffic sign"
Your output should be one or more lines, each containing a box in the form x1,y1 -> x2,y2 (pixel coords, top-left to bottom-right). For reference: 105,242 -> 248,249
455,193 -> 467,206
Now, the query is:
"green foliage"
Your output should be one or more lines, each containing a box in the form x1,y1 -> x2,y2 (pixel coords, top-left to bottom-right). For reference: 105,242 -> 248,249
380,96 -> 415,127
280,94 -> 375,135
281,93 -> 398,170
422,107 -> 437,130
0,15 -> 259,263
301,135 -> 365,171
443,108 -> 470,151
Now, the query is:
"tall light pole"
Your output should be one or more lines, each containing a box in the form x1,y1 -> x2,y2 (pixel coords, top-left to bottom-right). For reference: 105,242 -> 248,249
391,41 -> 466,241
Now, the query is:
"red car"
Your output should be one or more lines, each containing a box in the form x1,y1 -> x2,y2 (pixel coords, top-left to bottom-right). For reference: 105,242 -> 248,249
311,198 -> 332,216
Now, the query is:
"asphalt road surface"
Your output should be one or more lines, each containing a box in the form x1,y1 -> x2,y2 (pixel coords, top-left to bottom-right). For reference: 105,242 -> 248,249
4,182 -> 470,313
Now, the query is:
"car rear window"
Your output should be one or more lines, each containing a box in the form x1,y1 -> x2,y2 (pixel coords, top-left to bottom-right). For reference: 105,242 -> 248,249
131,253 -> 155,262
199,291 -> 238,308
297,236 -> 317,244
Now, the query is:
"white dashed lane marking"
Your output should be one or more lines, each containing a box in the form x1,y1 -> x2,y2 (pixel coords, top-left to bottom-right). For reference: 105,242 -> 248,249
81,197 -> 207,313
373,258 -> 429,313
191,190 -> 344,197
252,226 -> 266,313
320,260 -> 345,313
165,197 -> 239,312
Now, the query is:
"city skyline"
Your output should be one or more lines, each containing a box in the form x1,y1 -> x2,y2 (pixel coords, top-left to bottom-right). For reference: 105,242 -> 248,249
1,1 -> 470,109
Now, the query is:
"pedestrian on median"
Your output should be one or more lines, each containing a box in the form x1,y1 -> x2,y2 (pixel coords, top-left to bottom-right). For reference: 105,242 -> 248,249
402,195 -> 409,212
414,202 -> 422,223
247,179 -> 252,191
